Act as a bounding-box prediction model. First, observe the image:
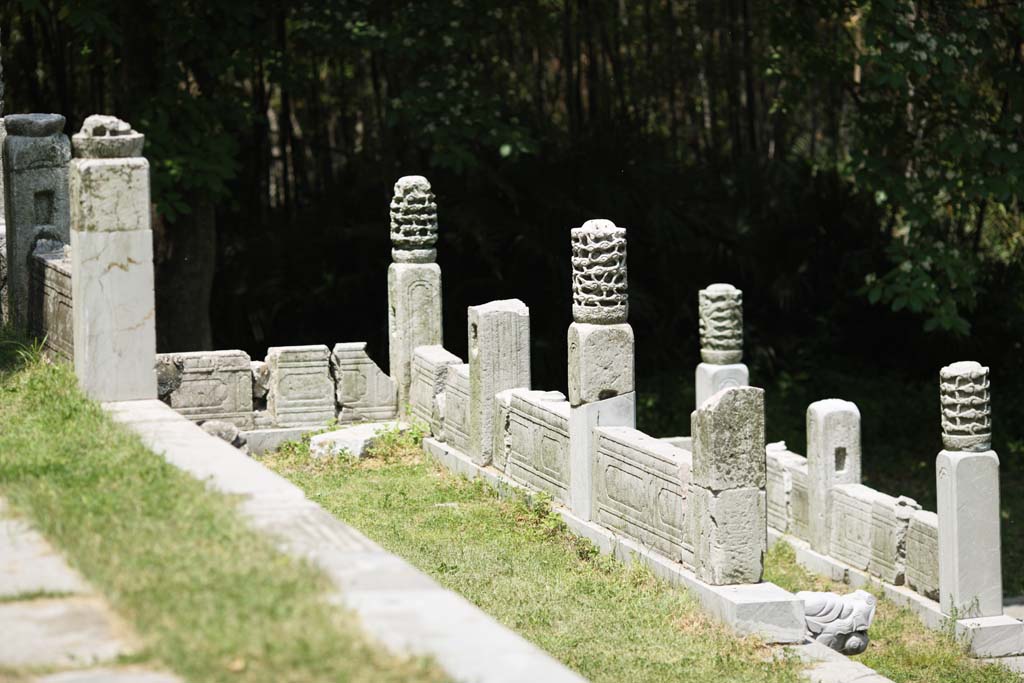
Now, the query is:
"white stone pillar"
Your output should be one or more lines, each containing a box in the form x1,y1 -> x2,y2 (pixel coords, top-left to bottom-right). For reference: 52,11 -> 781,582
567,219 -> 635,520
937,361 -> 1002,618
70,115 -> 156,401
467,299 -> 531,465
806,399 -> 862,553
695,283 -> 749,409
387,176 -> 442,412
2,114 -> 70,332
688,386 -> 766,585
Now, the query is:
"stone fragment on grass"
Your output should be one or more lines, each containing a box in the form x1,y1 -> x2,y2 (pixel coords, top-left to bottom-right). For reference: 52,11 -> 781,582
310,421 -> 403,459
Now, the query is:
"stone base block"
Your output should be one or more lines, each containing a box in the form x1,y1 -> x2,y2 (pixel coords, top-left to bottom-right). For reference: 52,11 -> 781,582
694,362 -> 748,410
310,422 -> 402,459
569,392 -> 635,520
689,485 -> 766,585
567,322 -> 634,406
956,616 -> 1024,657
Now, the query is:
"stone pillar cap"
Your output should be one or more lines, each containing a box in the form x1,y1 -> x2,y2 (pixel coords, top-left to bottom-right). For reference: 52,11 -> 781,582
940,360 -> 987,377
4,113 -> 66,137
72,114 -> 145,158
706,282 -> 739,292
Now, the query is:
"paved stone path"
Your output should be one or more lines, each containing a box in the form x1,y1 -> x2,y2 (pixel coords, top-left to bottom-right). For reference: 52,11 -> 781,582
0,499 -> 181,683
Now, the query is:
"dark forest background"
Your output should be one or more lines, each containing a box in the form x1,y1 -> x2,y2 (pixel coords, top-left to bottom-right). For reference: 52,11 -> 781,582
4,0 -> 1024,586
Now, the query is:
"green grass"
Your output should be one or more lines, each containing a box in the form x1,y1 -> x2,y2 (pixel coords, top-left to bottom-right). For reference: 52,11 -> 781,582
266,430 -> 805,683
765,542 -> 1019,683
0,336 -> 445,683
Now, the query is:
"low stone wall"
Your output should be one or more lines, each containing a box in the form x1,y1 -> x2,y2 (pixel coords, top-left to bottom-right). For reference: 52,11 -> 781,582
29,244 -> 72,360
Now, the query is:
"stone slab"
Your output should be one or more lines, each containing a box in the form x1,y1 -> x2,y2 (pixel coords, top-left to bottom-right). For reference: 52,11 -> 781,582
829,484 -> 882,571
409,345 -> 461,430
30,248 -> 73,360
791,640 -> 895,682
504,389 -> 571,504
266,345 -> 336,428
468,299 -> 531,465
569,392 -> 636,520
567,322 -> 634,406
331,342 -> 397,423
869,494 -> 919,585
956,615 -> 1024,658
33,669 -> 183,683
241,426 -> 313,455
0,597 -> 134,668
766,443 -> 805,535
156,350 -> 253,427
906,509 -> 939,600
0,516 -> 89,598
442,363 -> 472,454
695,362 -> 748,410
309,421 -> 401,459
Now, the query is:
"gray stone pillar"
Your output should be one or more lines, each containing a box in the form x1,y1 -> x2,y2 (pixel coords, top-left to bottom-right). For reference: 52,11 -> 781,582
2,114 -> 70,332
387,175 -> 442,412
467,299 -> 531,465
567,219 -> 636,520
688,386 -> 766,585
695,283 -> 749,409
70,115 -> 156,401
936,361 -> 1002,618
806,399 -> 862,553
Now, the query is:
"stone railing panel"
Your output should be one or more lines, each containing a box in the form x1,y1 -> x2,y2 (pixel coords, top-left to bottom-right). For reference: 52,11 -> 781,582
829,484 -> 885,571
442,363 -> 471,454
156,350 -> 254,428
29,245 -> 72,360
505,389 -> 570,504
593,425 -> 691,562
266,345 -> 335,428
410,345 -> 462,429
906,509 -> 939,600
331,342 -> 397,423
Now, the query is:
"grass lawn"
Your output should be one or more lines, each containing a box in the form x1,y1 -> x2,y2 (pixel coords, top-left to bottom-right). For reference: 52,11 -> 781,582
0,337 -> 444,683
264,426 -> 1022,683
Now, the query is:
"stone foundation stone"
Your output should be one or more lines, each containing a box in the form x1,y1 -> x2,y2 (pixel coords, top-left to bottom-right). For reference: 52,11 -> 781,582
266,345 -> 335,428
467,299 -> 531,465
567,322 -> 634,406
409,345 -> 462,430
937,448 -> 1002,617
807,400 -> 862,553
906,509 -> 940,600
156,350 -> 253,427
3,114 -> 70,332
331,342 -> 397,423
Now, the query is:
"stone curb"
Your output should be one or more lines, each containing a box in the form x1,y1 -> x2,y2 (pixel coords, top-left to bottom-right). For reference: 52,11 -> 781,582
106,400 -> 585,683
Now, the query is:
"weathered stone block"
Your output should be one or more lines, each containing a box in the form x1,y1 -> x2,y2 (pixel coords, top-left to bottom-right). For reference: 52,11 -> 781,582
955,615 -> 1024,657
29,245 -> 72,360
331,342 -> 397,423
468,299 -> 531,465
69,157 -> 149,233
869,494 -> 920,585
829,484 -> 881,571
937,448 -> 1003,617
387,262 -> 442,410
442,363 -> 471,454
790,464 -> 810,541
567,322 -> 634,406
688,485 -> 766,585
593,426 -> 690,561
569,392 -> 635,520
695,362 -> 748,410
251,360 -> 269,401
492,389 -> 515,472
156,350 -> 253,427
691,386 -> 766,491
71,229 -> 156,401
266,345 -> 335,428
807,399 -> 862,553
506,389 -> 571,504
409,345 -> 462,432
906,509 -> 939,600
310,422 -> 401,459
3,121 -> 70,332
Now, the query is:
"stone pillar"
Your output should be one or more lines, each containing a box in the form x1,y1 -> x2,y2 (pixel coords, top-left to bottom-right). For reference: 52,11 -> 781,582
70,115 -> 156,401
387,175 -> 442,412
806,399 -> 862,554
695,283 -> 749,409
688,386 -> 766,585
936,361 -> 1002,618
2,114 -> 70,332
567,219 -> 636,520
467,299 -> 531,465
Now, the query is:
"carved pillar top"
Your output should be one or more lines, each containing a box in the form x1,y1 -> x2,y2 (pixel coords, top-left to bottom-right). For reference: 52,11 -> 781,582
570,219 -> 628,324
390,175 -> 438,263
699,283 -> 743,364
940,361 -> 991,452
72,115 -> 145,158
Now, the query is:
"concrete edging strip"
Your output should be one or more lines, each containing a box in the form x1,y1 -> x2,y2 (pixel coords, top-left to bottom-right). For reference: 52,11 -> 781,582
105,399 -> 585,683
